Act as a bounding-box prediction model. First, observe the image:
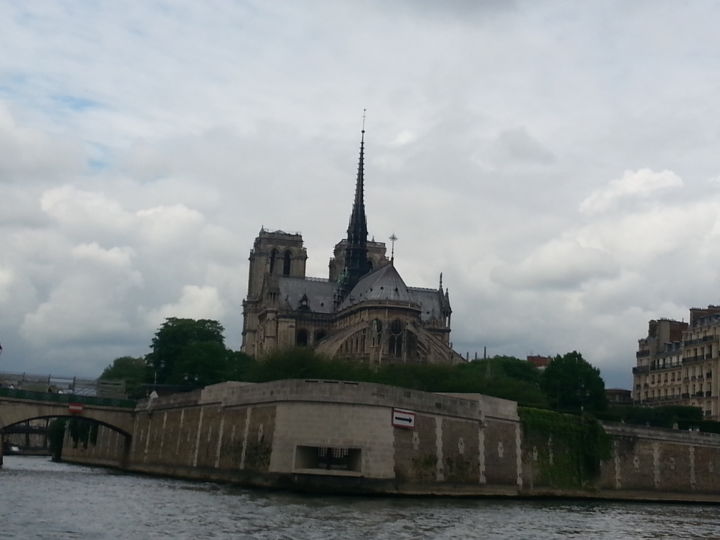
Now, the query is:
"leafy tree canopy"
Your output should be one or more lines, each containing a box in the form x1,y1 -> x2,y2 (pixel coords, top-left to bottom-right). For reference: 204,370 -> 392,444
100,356 -> 148,399
245,350 -> 548,407
146,318 -> 226,385
145,317 -> 253,387
540,351 -> 607,414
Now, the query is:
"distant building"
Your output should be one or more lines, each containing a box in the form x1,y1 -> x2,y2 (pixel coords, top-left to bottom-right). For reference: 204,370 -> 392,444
241,129 -> 462,366
633,306 -> 720,419
527,355 -> 552,370
606,388 -> 632,405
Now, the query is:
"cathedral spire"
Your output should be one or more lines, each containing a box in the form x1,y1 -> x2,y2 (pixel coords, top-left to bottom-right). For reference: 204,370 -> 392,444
340,112 -> 371,295
347,124 -> 367,244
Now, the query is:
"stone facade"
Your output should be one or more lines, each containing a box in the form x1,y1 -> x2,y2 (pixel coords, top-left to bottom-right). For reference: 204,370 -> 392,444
633,306 -> 720,419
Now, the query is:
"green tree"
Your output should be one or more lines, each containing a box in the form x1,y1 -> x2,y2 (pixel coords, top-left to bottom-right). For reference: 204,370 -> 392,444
540,351 -> 607,414
100,356 -> 148,399
146,318 -> 226,384
146,318 -> 248,387
224,350 -> 256,381
174,341 -> 232,387
243,350 -> 549,408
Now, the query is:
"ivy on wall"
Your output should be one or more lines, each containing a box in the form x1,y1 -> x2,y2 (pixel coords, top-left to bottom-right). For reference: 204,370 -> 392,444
519,407 -> 611,489
47,419 -> 66,461
67,418 -> 98,449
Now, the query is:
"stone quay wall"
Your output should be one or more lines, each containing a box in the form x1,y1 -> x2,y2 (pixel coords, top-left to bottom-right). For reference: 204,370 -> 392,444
62,379 -> 521,495
62,379 -> 720,500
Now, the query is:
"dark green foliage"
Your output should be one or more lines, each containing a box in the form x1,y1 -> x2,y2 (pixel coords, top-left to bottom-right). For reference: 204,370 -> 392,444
599,405 -> 704,429
147,318 -> 227,385
143,318 -> 254,387
243,350 -> 549,406
67,418 -> 97,449
97,318 -> 255,391
541,351 -> 607,414
520,407 -> 611,488
684,420 -> 720,434
47,418 -> 66,460
100,356 -> 149,399
224,350 -> 256,381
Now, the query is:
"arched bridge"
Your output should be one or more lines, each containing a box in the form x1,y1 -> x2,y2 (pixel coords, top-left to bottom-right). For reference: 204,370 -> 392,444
0,387 -> 136,439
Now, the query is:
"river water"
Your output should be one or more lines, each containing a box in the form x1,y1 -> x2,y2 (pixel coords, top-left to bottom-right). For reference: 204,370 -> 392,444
1,456 -> 720,539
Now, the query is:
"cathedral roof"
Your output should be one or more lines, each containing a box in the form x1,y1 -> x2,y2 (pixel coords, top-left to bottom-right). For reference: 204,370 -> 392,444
408,287 -> 446,323
339,263 -> 413,310
278,277 -> 336,314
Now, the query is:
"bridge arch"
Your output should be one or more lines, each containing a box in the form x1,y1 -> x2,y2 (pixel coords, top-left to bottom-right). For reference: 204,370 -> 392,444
0,389 -> 135,458
1,414 -> 132,439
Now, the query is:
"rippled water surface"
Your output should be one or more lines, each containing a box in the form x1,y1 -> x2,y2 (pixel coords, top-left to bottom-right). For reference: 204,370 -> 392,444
2,456 -> 720,539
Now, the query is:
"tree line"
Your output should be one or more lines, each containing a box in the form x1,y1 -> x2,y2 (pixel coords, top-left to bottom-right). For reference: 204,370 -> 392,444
101,317 -> 610,414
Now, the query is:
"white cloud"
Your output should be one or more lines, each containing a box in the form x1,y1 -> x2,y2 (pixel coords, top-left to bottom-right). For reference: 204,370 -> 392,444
0,103 -> 84,181
0,266 -> 14,303
72,242 -> 135,268
491,237 -> 618,290
41,185 -> 133,232
579,169 -> 683,215
145,285 -> 225,329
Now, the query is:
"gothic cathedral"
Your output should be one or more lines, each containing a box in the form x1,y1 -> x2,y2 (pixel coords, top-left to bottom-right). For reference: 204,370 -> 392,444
241,129 -> 462,366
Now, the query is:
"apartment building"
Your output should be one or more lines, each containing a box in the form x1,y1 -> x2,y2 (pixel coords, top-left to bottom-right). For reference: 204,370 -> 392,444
633,306 -> 720,419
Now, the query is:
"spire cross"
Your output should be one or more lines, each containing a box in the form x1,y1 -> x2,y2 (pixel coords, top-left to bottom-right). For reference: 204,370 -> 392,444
362,108 -> 366,133
389,233 -> 397,262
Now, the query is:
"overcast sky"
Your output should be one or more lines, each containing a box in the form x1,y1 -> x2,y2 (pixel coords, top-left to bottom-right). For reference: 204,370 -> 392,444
2,1 -> 720,388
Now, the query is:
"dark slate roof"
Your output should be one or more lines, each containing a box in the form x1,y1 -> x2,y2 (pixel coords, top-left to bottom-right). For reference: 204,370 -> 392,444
278,276 -> 336,314
339,263 -> 413,310
408,287 -> 444,323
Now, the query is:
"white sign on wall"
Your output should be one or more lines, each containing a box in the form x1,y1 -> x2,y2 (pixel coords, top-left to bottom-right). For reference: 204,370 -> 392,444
392,408 -> 416,429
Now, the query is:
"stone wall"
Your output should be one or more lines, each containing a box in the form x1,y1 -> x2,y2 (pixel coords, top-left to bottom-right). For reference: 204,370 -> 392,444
63,379 -> 522,494
60,379 -> 720,500
597,423 -> 720,497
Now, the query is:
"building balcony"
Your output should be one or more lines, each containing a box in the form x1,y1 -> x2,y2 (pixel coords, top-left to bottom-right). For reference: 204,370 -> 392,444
636,350 -> 650,358
633,366 -> 650,375
684,335 -> 718,347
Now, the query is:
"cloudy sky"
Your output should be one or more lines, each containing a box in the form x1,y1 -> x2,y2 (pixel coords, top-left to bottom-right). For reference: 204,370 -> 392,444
2,1 -> 720,388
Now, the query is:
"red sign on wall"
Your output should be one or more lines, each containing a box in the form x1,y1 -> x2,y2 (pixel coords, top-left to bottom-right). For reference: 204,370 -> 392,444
68,403 -> 84,414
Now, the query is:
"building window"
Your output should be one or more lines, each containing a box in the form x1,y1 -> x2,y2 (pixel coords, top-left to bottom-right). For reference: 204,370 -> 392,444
269,248 -> 278,274
296,329 -> 309,346
389,319 -> 403,357
283,250 -> 292,276
295,446 -> 361,472
371,319 -> 382,346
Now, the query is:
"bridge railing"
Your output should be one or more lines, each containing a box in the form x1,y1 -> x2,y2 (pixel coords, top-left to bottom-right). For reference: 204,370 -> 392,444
0,387 -> 136,409
0,371 -> 127,398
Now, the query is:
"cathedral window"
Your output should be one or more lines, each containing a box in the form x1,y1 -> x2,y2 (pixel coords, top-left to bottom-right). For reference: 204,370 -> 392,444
269,249 -> 278,274
389,319 -> 403,357
315,330 -> 327,342
296,329 -> 309,346
371,319 -> 382,347
283,250 -> 292,275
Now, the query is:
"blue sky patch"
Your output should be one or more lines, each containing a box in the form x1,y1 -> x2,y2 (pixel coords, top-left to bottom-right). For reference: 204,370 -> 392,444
53,94 -> 102,111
